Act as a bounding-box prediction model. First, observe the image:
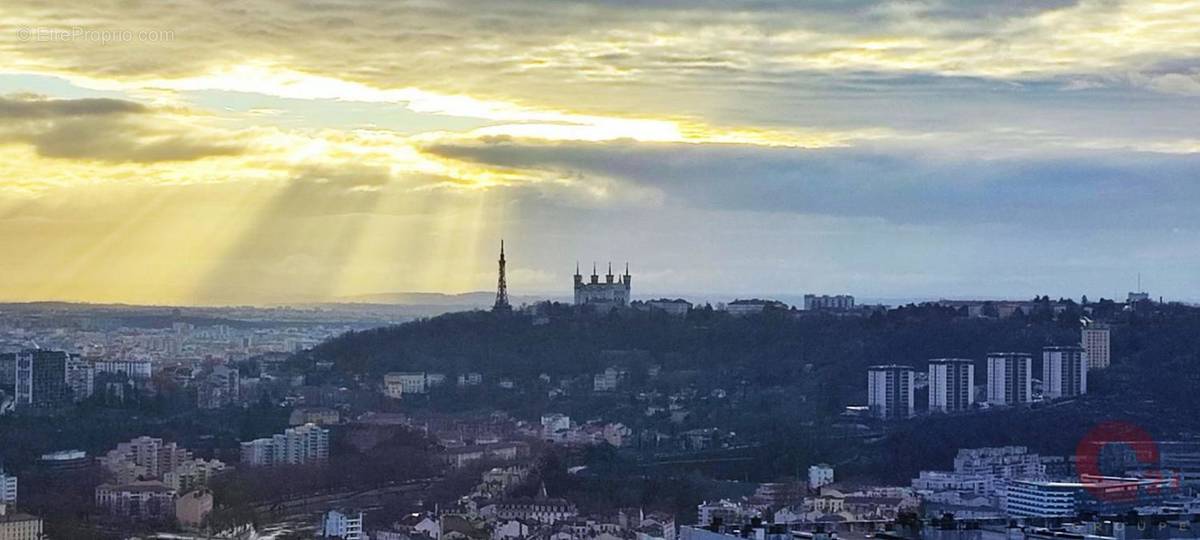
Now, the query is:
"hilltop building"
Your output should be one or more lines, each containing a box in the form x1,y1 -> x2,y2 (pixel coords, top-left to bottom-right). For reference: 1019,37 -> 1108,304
1081,321 -> 1110,369
641,298 -> 692,316
574,262 -> 631,309
724,299 -> 788,316
804,294 -> 855,311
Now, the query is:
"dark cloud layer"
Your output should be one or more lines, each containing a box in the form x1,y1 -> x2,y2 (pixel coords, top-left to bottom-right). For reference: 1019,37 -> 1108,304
0,96 -> 148,117
0,95 -> 243,162
426,139 -> 1200,229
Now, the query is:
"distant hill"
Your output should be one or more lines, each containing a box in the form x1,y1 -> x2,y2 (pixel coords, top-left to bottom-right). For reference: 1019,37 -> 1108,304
336,291 -> 563,307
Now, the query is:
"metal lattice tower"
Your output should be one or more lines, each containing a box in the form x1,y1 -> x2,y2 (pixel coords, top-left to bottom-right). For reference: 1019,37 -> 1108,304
493,239 -> 511,312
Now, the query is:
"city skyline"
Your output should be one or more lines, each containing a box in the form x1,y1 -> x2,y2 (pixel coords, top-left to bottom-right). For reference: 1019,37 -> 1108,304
2,1 -> 1199,305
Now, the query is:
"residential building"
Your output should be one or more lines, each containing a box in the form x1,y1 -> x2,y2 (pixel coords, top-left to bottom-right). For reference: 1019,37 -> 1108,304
804,294 -> 855,311
0,506 -> 42,540
911,470 -> 991,495
574,263 -> 631,309
1043,345 -> 1087,399
928,358 -> 975,413
442,442 -> 529,469
867,365 -> 914,419
696,499 -> 757,527
723,299 -> 787,317
175,489 -> 213,530
65,355 -> 94,401
457,372 -> 483,387
384,372 -> 427,396
0,473 -> 14,506
14,349 -> 70,410
162,459 -> 226,493
289,407 -> 340,426
986,352 -> 1032,406
100,436 -> 195,482
240,423 -> 330,466
593,367 -> 622,392
92,358 -> 153,380
493,518 -> 528,540
645,298 -> 692,316
541,413 -> 571,438
95,481 -> 178,521
809,464 -> 834,490
488,495 -> 578,525
952,446 -> 1046,500
0,354 -> 14,389
322,509 -> 365,540
196,364 -> 240,409
37,449 -> 89,475
1081,323 -> 1111,370
1128,291 -> 1151,303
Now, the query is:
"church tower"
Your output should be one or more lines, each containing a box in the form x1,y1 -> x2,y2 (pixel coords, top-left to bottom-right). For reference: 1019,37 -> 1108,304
573,258 -> 631,309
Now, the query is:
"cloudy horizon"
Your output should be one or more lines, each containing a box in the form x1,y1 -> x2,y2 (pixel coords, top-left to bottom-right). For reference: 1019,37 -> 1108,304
1,0 -> 1198,305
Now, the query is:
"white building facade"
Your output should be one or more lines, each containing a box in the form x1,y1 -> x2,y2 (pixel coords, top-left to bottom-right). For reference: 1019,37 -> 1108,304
986,353 -> 1032,406
0,472 -> 16,505
240,423 -> 330,466
928,358 -> 974,413
1042,346 -> 1087,399
1081,324 -> 1110,369
808,464 -> 834,489
574,263 -> 631,309
867,365 -> 914,419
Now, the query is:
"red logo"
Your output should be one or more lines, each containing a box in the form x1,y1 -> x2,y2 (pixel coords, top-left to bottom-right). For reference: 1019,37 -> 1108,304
1075,421 -> 1178,502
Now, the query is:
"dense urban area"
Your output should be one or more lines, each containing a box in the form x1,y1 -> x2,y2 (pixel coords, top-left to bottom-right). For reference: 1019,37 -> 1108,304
2,260 -> 1199,540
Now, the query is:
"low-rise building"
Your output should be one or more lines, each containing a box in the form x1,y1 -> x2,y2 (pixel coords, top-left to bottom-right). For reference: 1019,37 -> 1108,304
0,506 -> 42,540
442,441 -> 529,469
723,299 -> 788,317
162,459 -> 226,493
0,472 -> 15,506
593,367 -> 623,392
289,407 -> 340,426
541,413 -> 571,439
95,481 -> 177,521
644,299 -> 692,316
912,470 -> 992,495
487,497 -> 578,525
808,464 -> 834,490
175,489 -> 213,530
384,372 -> 427,397
697,500 -> 757,527
322,509 -> 365,540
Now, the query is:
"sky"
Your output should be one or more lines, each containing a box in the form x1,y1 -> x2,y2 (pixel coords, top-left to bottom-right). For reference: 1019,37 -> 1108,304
0,0 -> 1198,305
